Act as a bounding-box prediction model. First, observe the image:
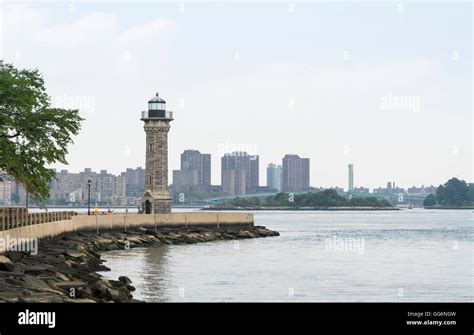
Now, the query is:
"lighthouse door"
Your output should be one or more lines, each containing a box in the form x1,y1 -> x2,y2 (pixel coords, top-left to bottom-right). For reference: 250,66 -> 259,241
145,200 -> 151,214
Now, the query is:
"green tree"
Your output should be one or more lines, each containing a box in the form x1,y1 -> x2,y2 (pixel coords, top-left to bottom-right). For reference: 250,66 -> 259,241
274,192 -> 291,205
423,194 -> 437,207
436,178 -> 470,206
250,197 -> 261,206
469,184 -> 474,203
0,61 -> 83,201
258,190 -> 391,208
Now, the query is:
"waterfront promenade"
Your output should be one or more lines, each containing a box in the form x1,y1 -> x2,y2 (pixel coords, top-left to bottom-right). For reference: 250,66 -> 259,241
0,208 -> 254,253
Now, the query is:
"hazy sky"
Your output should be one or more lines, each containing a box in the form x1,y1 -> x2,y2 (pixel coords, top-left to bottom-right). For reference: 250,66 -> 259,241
1,1 -> 472,189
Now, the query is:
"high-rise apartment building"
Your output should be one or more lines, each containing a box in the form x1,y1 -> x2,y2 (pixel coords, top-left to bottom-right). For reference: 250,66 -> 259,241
121,167 -> 145,197
173,149 -> 211,193
180,150 -> 211,187
221,151 -> 259,194
282,154 -> 310,192
222,169 -> 246,195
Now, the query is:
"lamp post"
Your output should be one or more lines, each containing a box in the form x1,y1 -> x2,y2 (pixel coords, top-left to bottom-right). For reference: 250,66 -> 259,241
87,179 -> 92,216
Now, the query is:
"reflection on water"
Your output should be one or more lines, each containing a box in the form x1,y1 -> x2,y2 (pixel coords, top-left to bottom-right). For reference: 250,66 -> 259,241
99,245 -> 171,302
99,209 -> 473,302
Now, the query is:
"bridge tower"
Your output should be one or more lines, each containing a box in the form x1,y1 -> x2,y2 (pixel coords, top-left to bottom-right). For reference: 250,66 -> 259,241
140,93 -> 174,213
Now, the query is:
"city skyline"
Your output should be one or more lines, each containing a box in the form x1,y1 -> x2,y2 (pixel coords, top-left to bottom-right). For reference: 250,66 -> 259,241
0,159 -> 443,206
2,2 -> 471,189
45,159 -> 442,192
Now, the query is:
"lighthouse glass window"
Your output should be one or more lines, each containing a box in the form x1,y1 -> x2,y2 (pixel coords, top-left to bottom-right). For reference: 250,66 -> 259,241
149,102 -> 165,110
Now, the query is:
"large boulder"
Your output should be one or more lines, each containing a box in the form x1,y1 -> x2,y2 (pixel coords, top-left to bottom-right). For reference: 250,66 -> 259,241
0,255 -> 14,271
118,276 -> 132,285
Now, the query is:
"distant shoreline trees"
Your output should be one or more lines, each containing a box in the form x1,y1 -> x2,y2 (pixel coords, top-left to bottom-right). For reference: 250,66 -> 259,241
229,189 -> 392,208
423,178 -> 474,208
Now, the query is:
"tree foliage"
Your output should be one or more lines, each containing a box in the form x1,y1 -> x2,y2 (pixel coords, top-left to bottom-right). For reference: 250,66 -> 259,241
423,177 -> 474,207
230,189 -> 391,208
423,194 -> 437,207
0,61 -> 83,201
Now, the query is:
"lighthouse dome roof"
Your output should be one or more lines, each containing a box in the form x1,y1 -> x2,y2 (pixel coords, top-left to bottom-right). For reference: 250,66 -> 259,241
148,92 -> 166,103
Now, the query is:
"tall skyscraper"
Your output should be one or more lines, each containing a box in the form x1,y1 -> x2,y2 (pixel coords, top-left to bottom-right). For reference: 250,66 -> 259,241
348,164 -> 354,192
221,152 -> 259,194
173,149 -> 211,193
267,163 -> 282,192
282,154 -> 310,192
180,150 -> 211,187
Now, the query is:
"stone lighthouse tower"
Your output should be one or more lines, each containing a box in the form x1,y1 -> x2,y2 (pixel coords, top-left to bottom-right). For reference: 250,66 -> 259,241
141,93 -> 173,214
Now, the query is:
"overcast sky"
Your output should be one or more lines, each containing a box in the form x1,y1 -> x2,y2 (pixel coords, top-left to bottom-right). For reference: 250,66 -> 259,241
1,1 -> 472,189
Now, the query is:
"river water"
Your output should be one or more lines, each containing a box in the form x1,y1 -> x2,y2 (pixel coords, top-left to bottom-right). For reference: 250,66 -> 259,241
98,209 -> 473,302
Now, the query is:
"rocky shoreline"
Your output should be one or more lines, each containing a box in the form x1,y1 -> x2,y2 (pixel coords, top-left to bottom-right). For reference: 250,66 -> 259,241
0,226 -> 279,303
